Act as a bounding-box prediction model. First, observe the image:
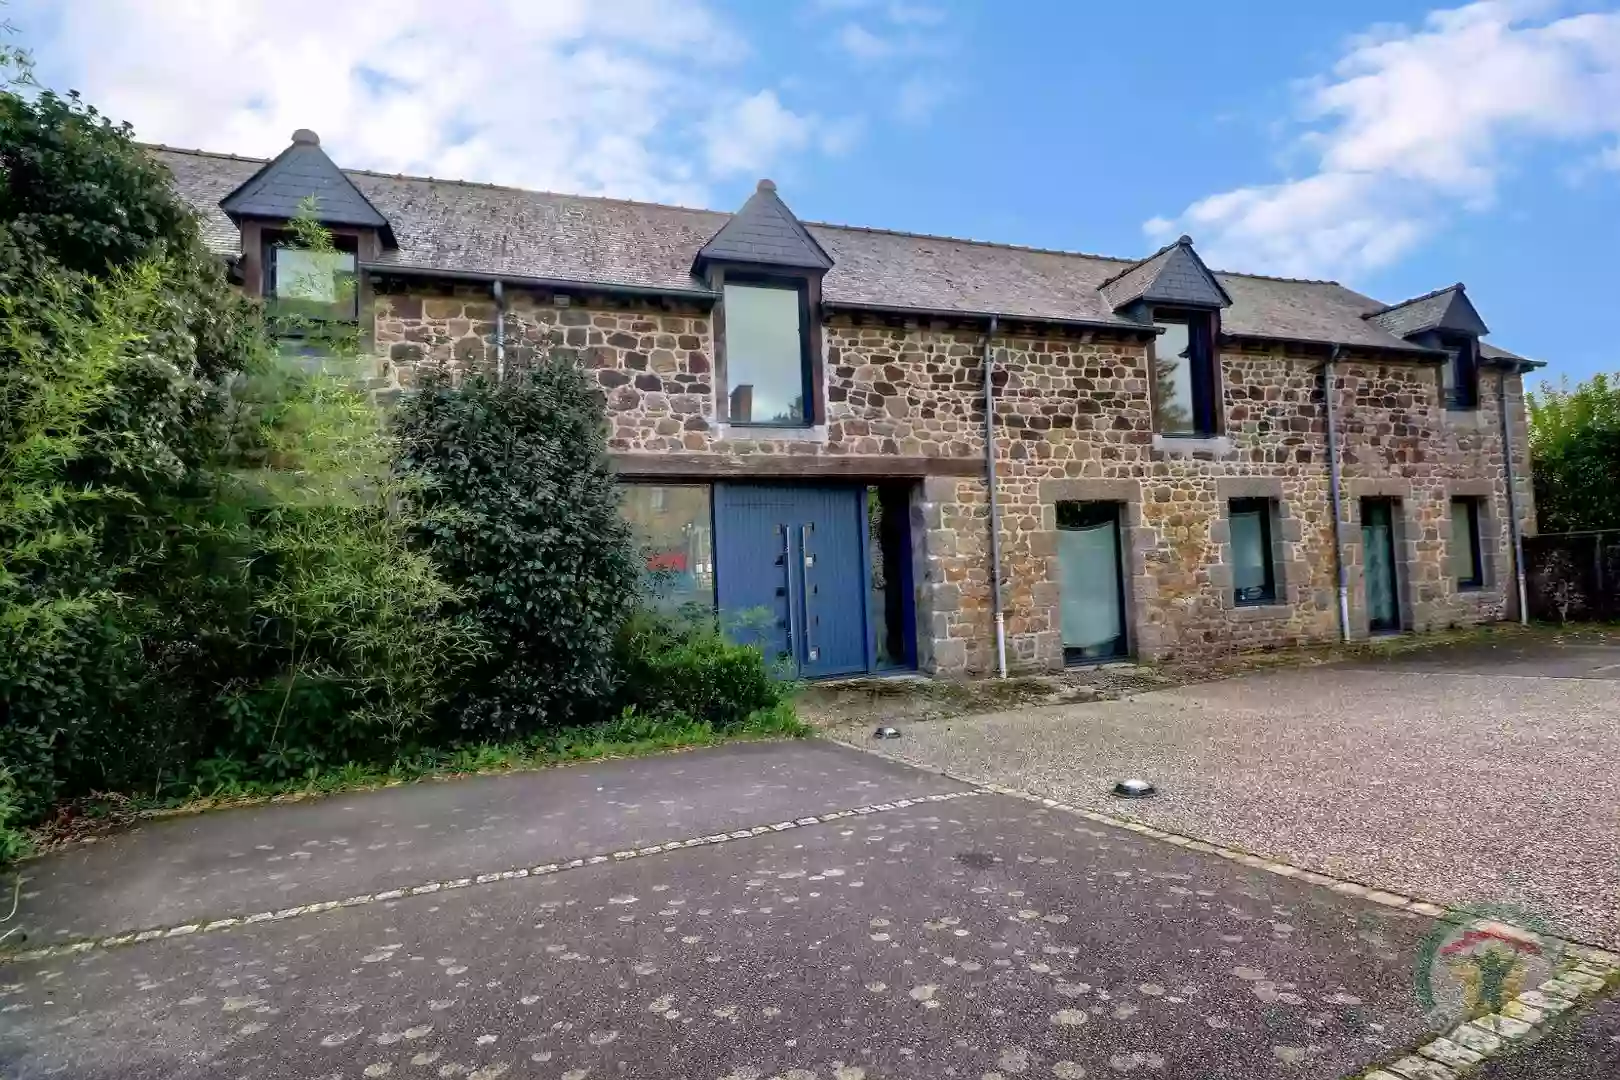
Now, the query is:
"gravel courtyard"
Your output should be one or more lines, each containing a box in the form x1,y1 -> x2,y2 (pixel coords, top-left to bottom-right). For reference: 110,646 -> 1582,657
844,636 -> 1620,949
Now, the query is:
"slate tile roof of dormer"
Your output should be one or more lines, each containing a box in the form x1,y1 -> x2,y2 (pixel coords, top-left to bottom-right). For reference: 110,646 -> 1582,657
147,144 -> 1534,364
1100,236 -> 1232,312
218,130 -> 392,241
694,178 -> 832,271
1364,283 -> 1491,339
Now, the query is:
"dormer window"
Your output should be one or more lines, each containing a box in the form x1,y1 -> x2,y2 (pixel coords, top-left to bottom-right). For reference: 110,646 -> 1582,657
1151,309 -> 1220,437
694,178 -> 833,430
722,278 -> 812,425
266,236 -> 358,327
1439,333 -> 1479,410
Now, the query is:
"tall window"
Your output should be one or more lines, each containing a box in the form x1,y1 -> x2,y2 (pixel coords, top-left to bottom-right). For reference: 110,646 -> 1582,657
1229,498 -> 1278,605
1151,311 -> 1219,436
1439,334 -> 1479,410
1451,497 -> 1484,589
266,241 -> 358,327
723,280 -> 812,425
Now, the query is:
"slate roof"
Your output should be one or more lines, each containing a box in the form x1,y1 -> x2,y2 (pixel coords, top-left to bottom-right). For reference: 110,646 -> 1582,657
1100,236 -> 1232,312
695,179 -> 832,271
1365,283 -> 1491,339
148,144 -> 1536,364
219,131 -> 390,235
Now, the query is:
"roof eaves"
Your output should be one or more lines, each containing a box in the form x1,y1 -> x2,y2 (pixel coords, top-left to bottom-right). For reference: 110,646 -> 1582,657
1220,328 -> 1448,360
823,298 -> 1161,335
360,262 -> 718,302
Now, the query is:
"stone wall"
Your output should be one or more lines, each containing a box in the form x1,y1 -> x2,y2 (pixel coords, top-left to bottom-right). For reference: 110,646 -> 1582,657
365,278 -> 1532,676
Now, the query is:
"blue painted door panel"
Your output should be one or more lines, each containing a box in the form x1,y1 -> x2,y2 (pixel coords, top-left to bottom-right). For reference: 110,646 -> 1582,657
714,484 -> 869,679
713,485 -> 797,671
794,486 -> 868,678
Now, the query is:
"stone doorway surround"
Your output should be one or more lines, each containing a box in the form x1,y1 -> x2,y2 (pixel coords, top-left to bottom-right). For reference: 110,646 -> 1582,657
1345,478 -> 1418,638
1036,478 -> 1150,663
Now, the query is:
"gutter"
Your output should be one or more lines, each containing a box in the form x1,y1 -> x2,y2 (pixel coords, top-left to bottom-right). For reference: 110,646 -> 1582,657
1498,366 -> 1530,625
982,315 -> 1008,679
359,262 -> 719,304
1323,345 -> 1351,641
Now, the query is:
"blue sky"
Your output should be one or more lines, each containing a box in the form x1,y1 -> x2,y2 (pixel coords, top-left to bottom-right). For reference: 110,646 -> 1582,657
13,0 -> 1620,385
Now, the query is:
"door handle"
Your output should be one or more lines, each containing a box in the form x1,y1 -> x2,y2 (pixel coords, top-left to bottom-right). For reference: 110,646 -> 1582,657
778,524 -> 794,656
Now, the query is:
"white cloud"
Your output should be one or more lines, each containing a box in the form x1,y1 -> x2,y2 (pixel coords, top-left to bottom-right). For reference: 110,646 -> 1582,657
11,0 -> 849,206
702,90 -> 814,177
838,22 -> 896,60
886,2 -> 946,26
895,74 -> 951,123
1147,1 -> 1620,279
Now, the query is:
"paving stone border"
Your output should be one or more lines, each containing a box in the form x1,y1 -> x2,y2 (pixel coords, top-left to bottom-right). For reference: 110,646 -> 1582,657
0,789 -> 984,966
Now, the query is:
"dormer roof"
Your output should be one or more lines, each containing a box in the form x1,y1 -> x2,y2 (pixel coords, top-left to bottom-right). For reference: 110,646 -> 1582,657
693,178 -> 833,273
220,129 -> 395,246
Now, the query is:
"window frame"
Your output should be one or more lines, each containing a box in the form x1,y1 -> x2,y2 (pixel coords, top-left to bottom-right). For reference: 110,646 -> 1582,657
1228,496 -> 1278,606
1150,307 -> 1221,437
1439,333 -> 1480,411
1451,496 -> 1485,590
716,271 -> 817,428
262,230 -> 361,334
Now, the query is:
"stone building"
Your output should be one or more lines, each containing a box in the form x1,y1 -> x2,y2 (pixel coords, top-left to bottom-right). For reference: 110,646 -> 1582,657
155,130 -> 1543,677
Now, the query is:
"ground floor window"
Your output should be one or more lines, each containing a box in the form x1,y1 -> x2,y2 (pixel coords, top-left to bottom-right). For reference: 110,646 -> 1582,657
621,484 -> 715,614
1451,496 -> 1485,589
1228,497 -> 1278,605
1056,500 -> 1128,662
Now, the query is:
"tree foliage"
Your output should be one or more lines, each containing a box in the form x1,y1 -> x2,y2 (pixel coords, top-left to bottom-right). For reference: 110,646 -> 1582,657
396,363 -> 641,737
0,75 -> 479,823
1528,373 -> 1620,534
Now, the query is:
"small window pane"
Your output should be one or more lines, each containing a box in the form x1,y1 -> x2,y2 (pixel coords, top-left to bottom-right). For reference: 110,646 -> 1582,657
1230,498 -> 1275,604
1152,320 -> 1195,434
271,246 -> 357,322
622,484 -> 715,613
724,283 -> 806,425
1451,498 -> 1483,586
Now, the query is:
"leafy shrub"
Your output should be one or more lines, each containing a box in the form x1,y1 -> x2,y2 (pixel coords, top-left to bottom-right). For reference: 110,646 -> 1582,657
1529,372 -> 1620,534
614,608 -> 786,731
396,363 -> 641,738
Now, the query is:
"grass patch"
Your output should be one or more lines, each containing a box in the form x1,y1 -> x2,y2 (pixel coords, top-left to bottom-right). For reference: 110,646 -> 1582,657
19,704 -> 809,859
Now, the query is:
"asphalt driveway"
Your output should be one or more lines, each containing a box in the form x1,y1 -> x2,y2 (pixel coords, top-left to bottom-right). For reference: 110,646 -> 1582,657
849,635 -> 1620,950
0,740 -> 1466,1080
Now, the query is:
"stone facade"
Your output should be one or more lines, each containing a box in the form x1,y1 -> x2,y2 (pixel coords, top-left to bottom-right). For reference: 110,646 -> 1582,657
365,277 -> 1533,676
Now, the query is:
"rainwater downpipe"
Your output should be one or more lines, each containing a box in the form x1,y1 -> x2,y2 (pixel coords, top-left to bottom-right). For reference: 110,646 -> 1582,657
1499,366 -> 1529,625
492,279 -> 506,381
982,315 -> 1008,679
1323,345 -> 1351,642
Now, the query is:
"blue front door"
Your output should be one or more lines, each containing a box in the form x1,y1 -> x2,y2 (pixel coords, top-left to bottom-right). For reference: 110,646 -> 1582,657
714,484 -> 870,678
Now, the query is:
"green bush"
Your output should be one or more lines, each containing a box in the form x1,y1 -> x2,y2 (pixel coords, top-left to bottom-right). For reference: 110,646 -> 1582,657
1529,372 -> 1620,533
614,608 -> 787,730
396,363 -> 641,738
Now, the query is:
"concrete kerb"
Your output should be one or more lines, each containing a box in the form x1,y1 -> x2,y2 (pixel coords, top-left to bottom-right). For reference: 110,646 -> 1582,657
828,736 -> 1620,1080
0,788 -> 986,966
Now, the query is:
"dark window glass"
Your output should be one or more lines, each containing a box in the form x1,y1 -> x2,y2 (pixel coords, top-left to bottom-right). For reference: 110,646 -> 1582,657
622,484 -> 715,614
1229,497 -> 1277,605
1441,335 -> 1479,410
268,244 -> 357,325
724,282 -> 809,425
1152,311 -> 1218,436
1451,497 -> 1484,588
